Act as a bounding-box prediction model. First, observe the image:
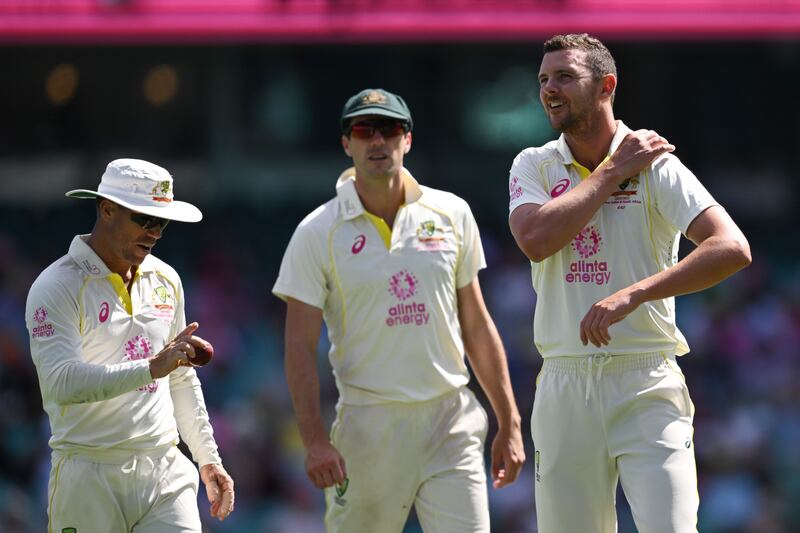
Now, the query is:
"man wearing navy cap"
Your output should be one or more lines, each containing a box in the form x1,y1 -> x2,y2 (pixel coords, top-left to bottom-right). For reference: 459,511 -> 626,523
274,89 -> 525,532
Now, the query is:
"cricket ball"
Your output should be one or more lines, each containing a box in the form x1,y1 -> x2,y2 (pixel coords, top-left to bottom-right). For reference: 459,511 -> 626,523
190,342 -> 214,367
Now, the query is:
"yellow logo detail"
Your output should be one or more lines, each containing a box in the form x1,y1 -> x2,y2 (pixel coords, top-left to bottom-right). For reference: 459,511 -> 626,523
362,91 -> 387,105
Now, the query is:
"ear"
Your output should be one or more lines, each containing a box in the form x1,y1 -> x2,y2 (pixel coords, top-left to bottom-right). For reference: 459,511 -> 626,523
403,131 -> 412,154
341,135 -> 352,157
98,198 -> 116,221
600,73 -> 617,101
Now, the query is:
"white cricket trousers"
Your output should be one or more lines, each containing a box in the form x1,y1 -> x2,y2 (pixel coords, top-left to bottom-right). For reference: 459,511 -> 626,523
325,386 -> 490,533
47,445 -> 201,533
532,352 -> 699,533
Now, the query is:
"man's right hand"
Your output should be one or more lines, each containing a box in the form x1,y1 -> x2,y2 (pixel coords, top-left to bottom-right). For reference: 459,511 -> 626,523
305,439 -> 347,489
148,322 -> 210,379
602,129 -> 675,187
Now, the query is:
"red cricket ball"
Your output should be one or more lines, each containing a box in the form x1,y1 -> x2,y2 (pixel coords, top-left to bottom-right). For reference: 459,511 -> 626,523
190,342 -> 214,366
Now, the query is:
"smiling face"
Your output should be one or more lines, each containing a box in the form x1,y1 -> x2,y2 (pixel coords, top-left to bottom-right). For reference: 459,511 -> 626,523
538,49 -> 612,135
341,115 -> 412,182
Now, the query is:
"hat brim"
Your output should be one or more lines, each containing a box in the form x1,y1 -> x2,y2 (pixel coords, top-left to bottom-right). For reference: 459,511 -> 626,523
65,190 -> 203,223
342,107 -> 411,125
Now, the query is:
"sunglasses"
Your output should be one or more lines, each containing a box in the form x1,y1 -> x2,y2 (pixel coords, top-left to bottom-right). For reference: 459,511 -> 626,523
347,120 -> 409,140
130,212 -> 170,231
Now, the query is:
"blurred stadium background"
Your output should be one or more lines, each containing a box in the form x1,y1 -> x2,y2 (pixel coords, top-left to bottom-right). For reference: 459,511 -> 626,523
1,1 -> 799,531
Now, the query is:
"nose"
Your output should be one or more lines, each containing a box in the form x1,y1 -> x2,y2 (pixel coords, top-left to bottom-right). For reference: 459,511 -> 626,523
146,225 -> 165,239
541,78 -> 557,94
368,130 -> 386,144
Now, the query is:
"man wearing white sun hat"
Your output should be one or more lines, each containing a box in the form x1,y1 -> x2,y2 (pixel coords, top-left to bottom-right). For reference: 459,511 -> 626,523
25,159 -> 234,532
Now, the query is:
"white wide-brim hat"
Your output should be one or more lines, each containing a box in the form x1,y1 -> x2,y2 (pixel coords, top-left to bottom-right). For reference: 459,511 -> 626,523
66,158 -> 202,223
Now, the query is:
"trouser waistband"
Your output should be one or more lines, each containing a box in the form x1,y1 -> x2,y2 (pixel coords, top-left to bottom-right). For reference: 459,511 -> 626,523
52,443 -> 176,465
542,351 -> 675,376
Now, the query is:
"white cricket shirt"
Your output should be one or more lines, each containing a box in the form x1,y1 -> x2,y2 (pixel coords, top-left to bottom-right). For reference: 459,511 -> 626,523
26,235 -> 221,466
509,122 -> 718,358
273,168 -> 486,405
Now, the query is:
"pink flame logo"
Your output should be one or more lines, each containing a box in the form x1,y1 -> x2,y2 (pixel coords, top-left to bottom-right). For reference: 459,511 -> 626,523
125,335 -> 153,361
571,226 -> 603,259
388,269 -> 418,301
33,306 -> 47,324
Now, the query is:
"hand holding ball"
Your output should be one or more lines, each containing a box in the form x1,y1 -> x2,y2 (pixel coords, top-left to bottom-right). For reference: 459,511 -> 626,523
189,341 -> 214,367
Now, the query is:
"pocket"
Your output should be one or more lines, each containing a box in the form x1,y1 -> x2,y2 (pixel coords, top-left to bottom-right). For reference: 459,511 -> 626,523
657,360 -> 694,419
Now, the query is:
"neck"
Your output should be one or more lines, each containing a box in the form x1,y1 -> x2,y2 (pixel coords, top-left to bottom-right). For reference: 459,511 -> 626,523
565,115 -> 618,172
86,230 -> 135,281
353,169 -> 405,227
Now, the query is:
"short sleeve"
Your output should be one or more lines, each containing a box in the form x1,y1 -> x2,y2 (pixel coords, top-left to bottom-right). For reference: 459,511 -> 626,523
509,149 -> 552,215
650,155 -> 719,234
455,200 -> 487,289
272,221 -> 329,309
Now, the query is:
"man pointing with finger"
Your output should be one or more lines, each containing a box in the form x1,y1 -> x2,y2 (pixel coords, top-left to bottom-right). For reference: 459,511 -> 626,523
26,159 -> 234,532
508,35 -> 751,532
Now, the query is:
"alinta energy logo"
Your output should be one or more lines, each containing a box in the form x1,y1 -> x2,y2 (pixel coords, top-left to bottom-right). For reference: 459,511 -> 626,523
125,335 -> 158,393
567,225 -> 611,285
386,269 -> 429,327
509,176 -> 523,202
32,306 -> 55,338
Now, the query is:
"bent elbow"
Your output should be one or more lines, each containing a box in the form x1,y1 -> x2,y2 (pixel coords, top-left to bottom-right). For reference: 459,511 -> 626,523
736,238 -> 753,270
516,231 -> 552,263
525,239 -> 556,263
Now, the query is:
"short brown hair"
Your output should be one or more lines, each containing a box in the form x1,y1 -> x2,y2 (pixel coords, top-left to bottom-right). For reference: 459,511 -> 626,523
543,34 -> 617,82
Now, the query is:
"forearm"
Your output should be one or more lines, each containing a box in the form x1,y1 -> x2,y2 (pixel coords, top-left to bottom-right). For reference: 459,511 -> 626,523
512,165 -> 620,262
44,358 -> 154,406
464,325 -> 521,431
285,344 -> 328,449
630,235 -> 751,304
171,370 -> 221,467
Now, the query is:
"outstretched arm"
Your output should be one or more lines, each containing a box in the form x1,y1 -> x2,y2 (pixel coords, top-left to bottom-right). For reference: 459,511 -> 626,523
579,205 -> 752,347
284,297 -> 347,489
457,279 -> 525,488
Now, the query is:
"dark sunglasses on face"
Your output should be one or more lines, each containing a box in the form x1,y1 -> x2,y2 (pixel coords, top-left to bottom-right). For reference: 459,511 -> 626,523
130,212 -> 170,231
347,120 -> 409,140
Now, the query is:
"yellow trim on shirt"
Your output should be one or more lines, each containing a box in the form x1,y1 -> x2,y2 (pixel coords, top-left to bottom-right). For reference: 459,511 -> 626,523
48,454 -> 67,533
572,161 -> 592,180
77,276 -> 92,336
571,156 -> 610,180
328,220 -> 348,343
364,211 -> 393,250
643,169 -> 660,265
106,274 -> 133,315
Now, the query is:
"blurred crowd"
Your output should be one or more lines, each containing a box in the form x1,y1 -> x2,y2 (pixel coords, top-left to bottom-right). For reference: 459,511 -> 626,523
1,198 -> 797,533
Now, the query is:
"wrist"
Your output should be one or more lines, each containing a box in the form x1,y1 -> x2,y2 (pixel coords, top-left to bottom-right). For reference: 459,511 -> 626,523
628,283 -> 650,306
496,412 -> 522,432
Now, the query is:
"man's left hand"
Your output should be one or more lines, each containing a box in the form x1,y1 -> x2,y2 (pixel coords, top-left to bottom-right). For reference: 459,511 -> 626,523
200,463 -> 235,521
491,425 -> 525,488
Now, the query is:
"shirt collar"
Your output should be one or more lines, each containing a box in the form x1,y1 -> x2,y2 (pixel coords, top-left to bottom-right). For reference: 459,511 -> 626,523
554,120 -> 632,165
335,167 -> 423,221
68,234 -> 155,278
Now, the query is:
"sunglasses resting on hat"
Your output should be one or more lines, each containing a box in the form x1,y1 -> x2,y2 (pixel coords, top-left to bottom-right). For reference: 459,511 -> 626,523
347,119 -> 409,140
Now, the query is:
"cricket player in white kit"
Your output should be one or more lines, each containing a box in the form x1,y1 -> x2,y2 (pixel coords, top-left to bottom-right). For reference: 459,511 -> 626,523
509,35 -> 752,532
26,159 -> 234,532
273,88 -> 525,532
